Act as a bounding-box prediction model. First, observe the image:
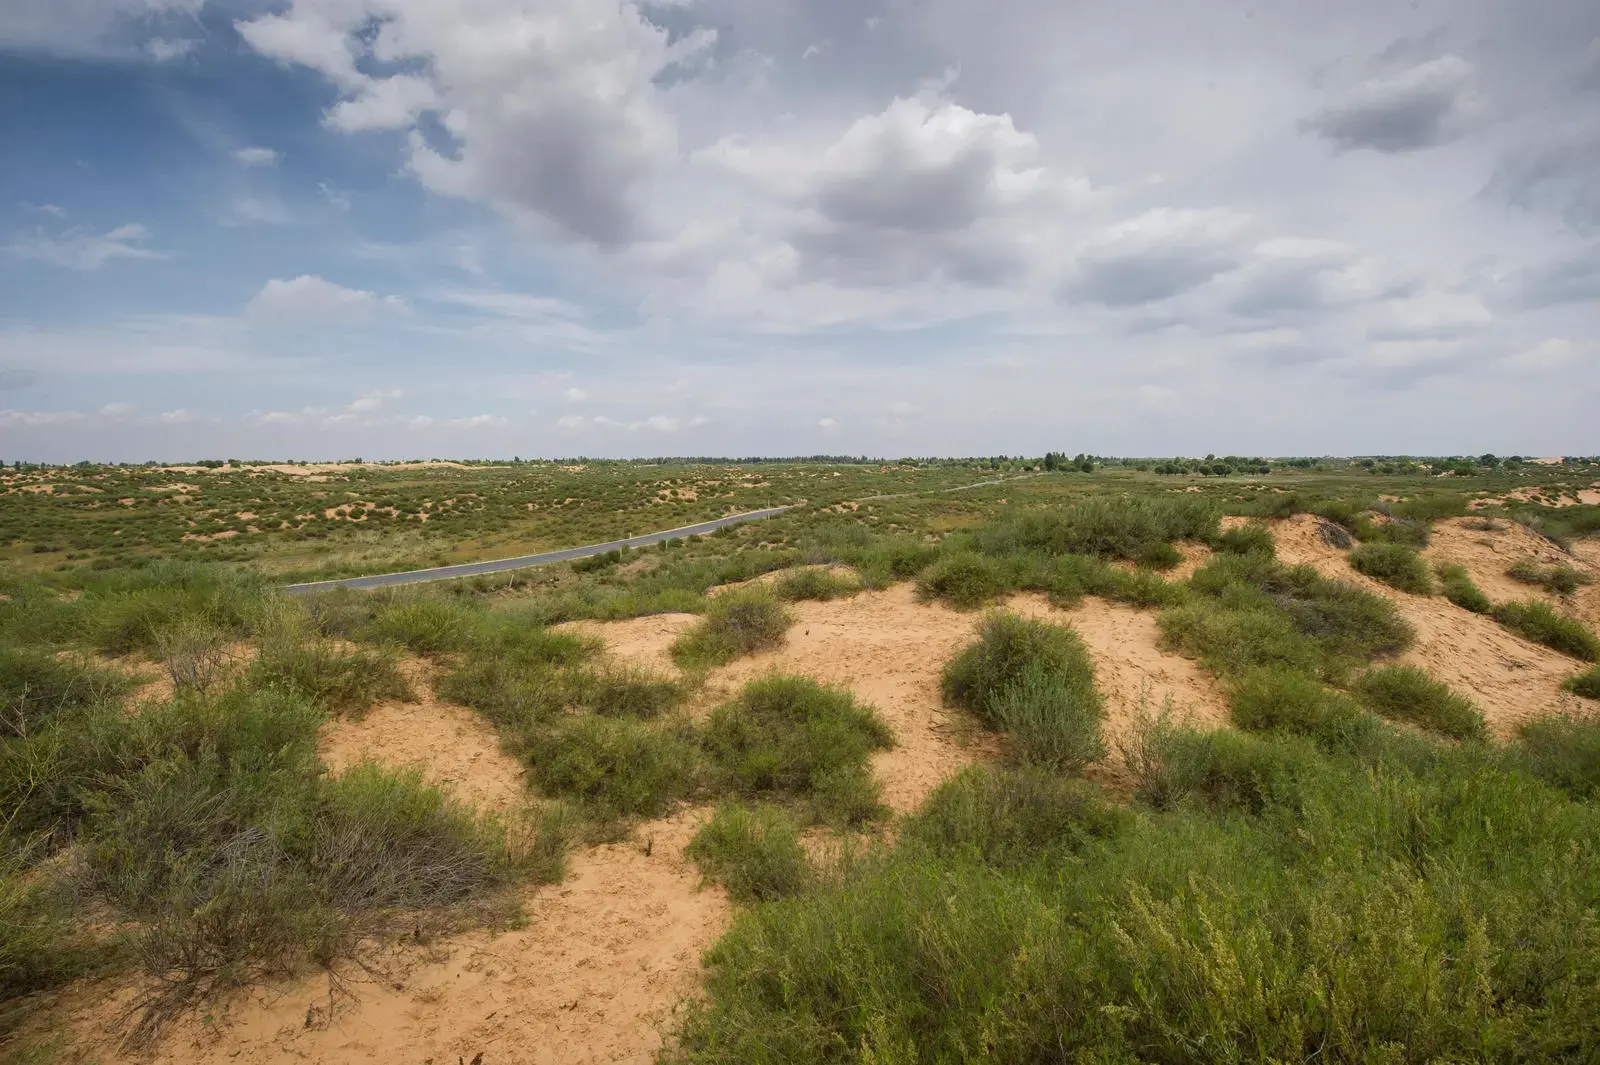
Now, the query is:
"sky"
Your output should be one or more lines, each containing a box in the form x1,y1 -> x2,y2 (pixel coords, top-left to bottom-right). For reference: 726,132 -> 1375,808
0,0 -> 1597,462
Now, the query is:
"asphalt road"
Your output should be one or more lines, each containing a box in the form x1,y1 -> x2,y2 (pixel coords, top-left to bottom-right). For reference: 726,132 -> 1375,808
279,471 -> 1046,595
281,505 -> 795,594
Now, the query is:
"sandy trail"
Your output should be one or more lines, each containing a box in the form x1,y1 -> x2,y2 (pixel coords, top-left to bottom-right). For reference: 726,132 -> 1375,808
1270,515 -> 1582,738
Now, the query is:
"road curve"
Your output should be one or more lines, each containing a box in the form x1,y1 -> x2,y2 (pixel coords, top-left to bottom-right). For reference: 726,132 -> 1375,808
282,506 -> 795,594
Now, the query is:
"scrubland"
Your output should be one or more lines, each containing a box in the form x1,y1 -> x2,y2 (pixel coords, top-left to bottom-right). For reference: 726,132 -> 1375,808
4,453 -> 1600,1063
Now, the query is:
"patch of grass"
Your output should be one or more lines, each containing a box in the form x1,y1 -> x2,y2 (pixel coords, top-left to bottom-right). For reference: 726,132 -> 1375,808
975,496 -> 1217,562
1228,665 -> 1383,754
771,567 -> 858,602
1217,521 -> 1276,556
365,597 -> 477,654
848,537 -> 940,590
82,562 -> 267,656
671,590 -> 792,669
249,638 -> 412,715
1435,562 -> 1492,614
1564,666 -> 1600,700
702,675 -> 892,826
1349,541 -> 1435,594
1354,664 -> 1487,741
686,803 -> 811,903
575,664 -> 684,718
1511,710 -> 1600,799
1125,716 -> 1323,813
530,715 -> 700,822
902,765 -> 1125,866
0,647 -> 131,738
1493,600 -> 1600,661
1134,541 -> 1182,571
914,552 -> 1009,610
1506,558 -> 1592,596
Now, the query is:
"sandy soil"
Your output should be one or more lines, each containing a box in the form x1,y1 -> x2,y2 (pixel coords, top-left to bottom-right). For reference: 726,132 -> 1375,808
1006,594 -> 1230,744
319,682 -> 530,819
702,563 -> 858,599
556,613 -> 700,678
687,583 -> 991,814
1270,515 -> 1582,738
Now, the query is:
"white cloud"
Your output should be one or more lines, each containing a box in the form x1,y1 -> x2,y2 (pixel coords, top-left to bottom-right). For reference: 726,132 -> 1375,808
445,413 -> 507,427
247,276 -> 407,323
0,409 -> 86,428
563,387 -> 588,402
1301,55 -> 1483,153
99,402 -> 135,416
233,146 -> 281,167
1506,338 -> 1585,372
145,37 -> 196,61
5,222 -> 164,270
156,408 -> 196,423
347,388 -> 401,412
1065,208 -> 1255,306
818,416 -> 837,428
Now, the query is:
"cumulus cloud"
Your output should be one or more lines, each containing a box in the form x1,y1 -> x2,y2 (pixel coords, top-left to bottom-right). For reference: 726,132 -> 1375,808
1300,55 -> 1482,153
237,0 -> 715,245
246,276 -> 407,323
5,222 -> 163,270
1064,208 -> 1254,306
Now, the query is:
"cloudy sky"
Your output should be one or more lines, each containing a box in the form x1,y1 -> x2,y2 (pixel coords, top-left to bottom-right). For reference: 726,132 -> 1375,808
1,0 -> 1596,461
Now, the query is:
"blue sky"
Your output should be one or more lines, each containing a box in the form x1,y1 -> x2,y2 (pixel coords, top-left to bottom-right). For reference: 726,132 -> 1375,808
1,0 -> 1597,461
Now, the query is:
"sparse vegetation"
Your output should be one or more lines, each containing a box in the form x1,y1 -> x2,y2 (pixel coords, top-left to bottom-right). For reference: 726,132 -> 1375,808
1565,666 -> 1600,700
1506,558 -> 1592,595
1493,599 -> 1600,661
1435,561 -> 1493,613
1349,541 -> 1435,594
671,589 -> 792,669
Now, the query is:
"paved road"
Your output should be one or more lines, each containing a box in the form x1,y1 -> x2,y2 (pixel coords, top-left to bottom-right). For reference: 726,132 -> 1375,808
281,471 -> 1044,594
282,506 -> 795,594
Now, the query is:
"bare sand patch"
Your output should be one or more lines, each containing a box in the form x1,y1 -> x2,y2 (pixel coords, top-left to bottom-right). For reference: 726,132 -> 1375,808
62,806 -> 727,1065
1424,518 -> 1592,605
1269,515 -> 1579,738
318,676 -> 529,820
557,613 -> 700,678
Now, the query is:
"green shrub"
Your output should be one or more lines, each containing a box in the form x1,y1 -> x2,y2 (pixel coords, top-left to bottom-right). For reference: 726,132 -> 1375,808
702,675 -> 892,826
1127,720 -> 1322,813
1,647 -> 130,737
366,598 -> 475,654
249,638 -> 412,715
1135,541 -> 1182,571
902,765 -> 1125,866
1511,710 -> 1600,799
1506,559 -> 1592,596
575,664 -> 683,718
672,590 -> 792,669
975,497 -> 1217,562
1217,521 -> 1276,557
915,552 -> 1009,610
1493,600 -> 1600,661
986,662 -> 1107,770
1354,665 -> 1486,741
1435,562 -> 1492,614
83,562 -> 267,655
1228,665 -> 1383,753
531,716 -> 699,821
1565,666 -> 1600,700
847,538 -> 940,590
686,803 -> 810,903
943,612 -> 1086,722
1349,542 -> 1435,594
771,567 -> 858,602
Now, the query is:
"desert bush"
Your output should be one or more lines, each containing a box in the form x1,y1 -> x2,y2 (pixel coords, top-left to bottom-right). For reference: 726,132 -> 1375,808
672,590 -> 791,669
686,803 -> 810,903
1353,665 -> 1486,741
365,598 -> 476,654
82,562 -> 267,656
1565,666 -> 1600,700
1228,665 -> 1383,754
701,675 -> 892,826
249,638 -> 412,715
1493,600 -> 1600,661
975,496 -> 1217,562
0,647 -> 130,738
1506,558 -> 1592,596
849,538 -> 939,589
1511,710 -> 1600,800
1135,541 -> 1182,571
530,716 -> 699,822
915,552 -> 1009,610
1126,719 -> 1323,813
902,765 -> 1125,866
1217,521 -> 1276,556
1349,542 -> 1435,594
1435,562 -> 1492,614
574,664 -> 683,718
771,567 -> 858,602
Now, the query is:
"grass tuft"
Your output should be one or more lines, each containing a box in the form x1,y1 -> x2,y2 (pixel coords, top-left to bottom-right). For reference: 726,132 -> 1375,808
915,553 -> 1008,610
1564,666 -> 1600,700
1493,600 -> 1600,661
1435,562 -> 1492,614
1506,558 -> 1592,596
1349,542 -> 1435,594
686,803 -> 811,903
1353,664 -> 1487,741
671,590 -> 791,669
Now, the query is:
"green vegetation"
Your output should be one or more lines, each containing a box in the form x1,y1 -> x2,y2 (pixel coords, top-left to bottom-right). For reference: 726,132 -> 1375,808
1217,520 -> 1275,556
1227,664 -> 1382,753
914,552 -> 1008,609
1349,541 -> 1435,594
1511,710 -> 1600,799
1566,666 -> 1600,700
941,612 -> 1107,770
770,566 -> 858,602
1436,561 -> 1493,613
686,803 -> 811,903
1493,600 -> 1600,661
1354,664 -> 1487,741
1507,558 -> 1593,595
671,590 -> 792,669
901,764 -> 1126,866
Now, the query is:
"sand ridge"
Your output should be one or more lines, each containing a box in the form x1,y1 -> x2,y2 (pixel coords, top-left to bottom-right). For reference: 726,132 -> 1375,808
1269,514 -> 1582,738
